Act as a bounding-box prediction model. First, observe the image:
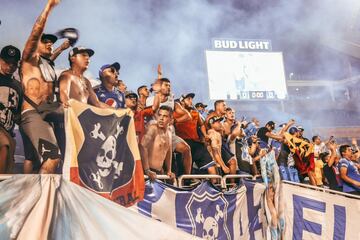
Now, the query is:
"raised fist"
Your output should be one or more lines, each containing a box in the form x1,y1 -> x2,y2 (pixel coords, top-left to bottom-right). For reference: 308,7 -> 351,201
48,0 -> 61,8
60,39 -> 71,50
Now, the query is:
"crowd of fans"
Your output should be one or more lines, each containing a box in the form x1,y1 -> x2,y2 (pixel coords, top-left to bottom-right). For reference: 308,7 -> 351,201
1,0 -> 360,196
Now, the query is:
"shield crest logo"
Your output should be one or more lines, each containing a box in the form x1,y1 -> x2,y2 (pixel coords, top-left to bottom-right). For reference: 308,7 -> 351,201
77,109 -> 135,194
185,192 -> 231,240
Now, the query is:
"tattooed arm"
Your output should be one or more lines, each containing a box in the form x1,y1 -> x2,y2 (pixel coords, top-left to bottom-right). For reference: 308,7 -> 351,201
22,0 -> 60,62
50,39 -> 70,62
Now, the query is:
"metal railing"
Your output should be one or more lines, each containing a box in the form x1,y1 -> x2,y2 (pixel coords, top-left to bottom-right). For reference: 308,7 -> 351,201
178,174 -> 224,188
222,174 -> 254,189
144,175 -> 178,186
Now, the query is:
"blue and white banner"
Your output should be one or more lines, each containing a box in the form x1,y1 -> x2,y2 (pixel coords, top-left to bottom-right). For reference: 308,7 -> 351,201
0,175 -> 196,240
133,180 -> 267,240
283,183 -> 360,240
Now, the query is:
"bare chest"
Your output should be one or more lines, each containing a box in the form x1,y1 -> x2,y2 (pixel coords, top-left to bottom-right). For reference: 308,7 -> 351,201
153,132 -> 171,149
21,64 -> 54,100
70,77 -> 90,103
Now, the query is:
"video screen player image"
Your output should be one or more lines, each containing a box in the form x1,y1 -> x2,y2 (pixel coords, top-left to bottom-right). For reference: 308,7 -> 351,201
206,50 -> 287,100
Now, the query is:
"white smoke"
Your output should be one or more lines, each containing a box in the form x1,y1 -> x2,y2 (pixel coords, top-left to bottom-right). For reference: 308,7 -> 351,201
1,0 -> 360,103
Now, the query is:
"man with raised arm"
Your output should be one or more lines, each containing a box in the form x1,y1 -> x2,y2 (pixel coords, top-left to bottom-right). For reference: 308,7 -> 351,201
124,90 -> 160,143
146,78 -> 192,176
176,93 -> 216,175
205,100 -> 226,120
20,0 -> 69,174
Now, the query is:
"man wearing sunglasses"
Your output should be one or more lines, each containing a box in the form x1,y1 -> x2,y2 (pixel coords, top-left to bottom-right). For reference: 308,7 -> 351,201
95,62 -> 125,109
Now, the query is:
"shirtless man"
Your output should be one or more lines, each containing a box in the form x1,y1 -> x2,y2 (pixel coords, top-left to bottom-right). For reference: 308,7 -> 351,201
140,105 -> 175,181
223,107 -> 245,138
59,46 -> 109,108
207,116 -> 237,175
205,100 -> 227,129
20,0 -> 70,174
223,107 -> 245,155
146,78 -> 192,175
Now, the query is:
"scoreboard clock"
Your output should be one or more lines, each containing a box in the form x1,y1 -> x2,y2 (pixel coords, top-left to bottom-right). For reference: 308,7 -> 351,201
238,91 -> 276,100
249,91 -> 266,99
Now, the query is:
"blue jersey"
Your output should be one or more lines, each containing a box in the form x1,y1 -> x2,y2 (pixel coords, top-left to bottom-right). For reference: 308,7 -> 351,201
95,84 -> 125,109
338,158 -> 360,193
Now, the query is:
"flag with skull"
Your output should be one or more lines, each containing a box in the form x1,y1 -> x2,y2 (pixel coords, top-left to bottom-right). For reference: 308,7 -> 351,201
63,100 -> 145,207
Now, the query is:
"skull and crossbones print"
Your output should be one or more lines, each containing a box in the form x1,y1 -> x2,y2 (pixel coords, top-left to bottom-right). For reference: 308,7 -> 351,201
89,122 -> 124,189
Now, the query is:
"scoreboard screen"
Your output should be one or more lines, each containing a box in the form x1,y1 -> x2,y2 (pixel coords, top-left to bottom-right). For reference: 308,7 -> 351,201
205,50 -> 287,100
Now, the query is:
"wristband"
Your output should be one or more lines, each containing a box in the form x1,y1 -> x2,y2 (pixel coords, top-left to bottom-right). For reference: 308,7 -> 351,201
144,169 -> 150,174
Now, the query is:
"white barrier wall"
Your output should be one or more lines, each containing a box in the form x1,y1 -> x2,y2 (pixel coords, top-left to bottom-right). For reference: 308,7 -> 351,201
283,183 -> 360,240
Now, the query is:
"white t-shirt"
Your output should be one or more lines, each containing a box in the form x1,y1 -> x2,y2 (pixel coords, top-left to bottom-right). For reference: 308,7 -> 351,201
146,93 -> 175,110
314,142 -> 326,159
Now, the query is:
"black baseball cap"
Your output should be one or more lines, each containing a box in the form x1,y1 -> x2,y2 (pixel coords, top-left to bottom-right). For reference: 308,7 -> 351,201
55,28 -> 79,46
180,93 -> 195,102
41,33 -> 58,44
69,46 -> 95,58
266,121 -> 275,129
289,126 -> 299,135
195,102 -> 208,108
0,45 -> 21,62
125,91 -> 138,99
297,125 -> 304,131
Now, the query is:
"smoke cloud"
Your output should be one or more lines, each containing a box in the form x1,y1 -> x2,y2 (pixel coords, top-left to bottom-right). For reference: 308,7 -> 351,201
1,0 -> 360,133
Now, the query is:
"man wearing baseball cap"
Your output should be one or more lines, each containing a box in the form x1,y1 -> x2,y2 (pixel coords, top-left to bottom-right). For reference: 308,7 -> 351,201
57,47 -> 109,163
95,62 -> 125,108
257,120 -> 294,149
175,93 -> 216,175
195,102 -> 208,121
59,46 -> 108,108
20,0 -> 70,174
296,125 -> 310,143
207,115 -> 237,175
0,45 -> 23,173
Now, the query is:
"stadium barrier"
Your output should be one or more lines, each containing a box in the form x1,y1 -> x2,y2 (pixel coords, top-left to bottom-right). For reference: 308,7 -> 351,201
1,174 -> 360,199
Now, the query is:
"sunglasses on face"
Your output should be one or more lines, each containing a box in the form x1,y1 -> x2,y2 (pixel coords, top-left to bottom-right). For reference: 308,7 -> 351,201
3,60 -> 19,67
126,96 -> 137,100
41,39 -> 53,44
105,67 -> 118,74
